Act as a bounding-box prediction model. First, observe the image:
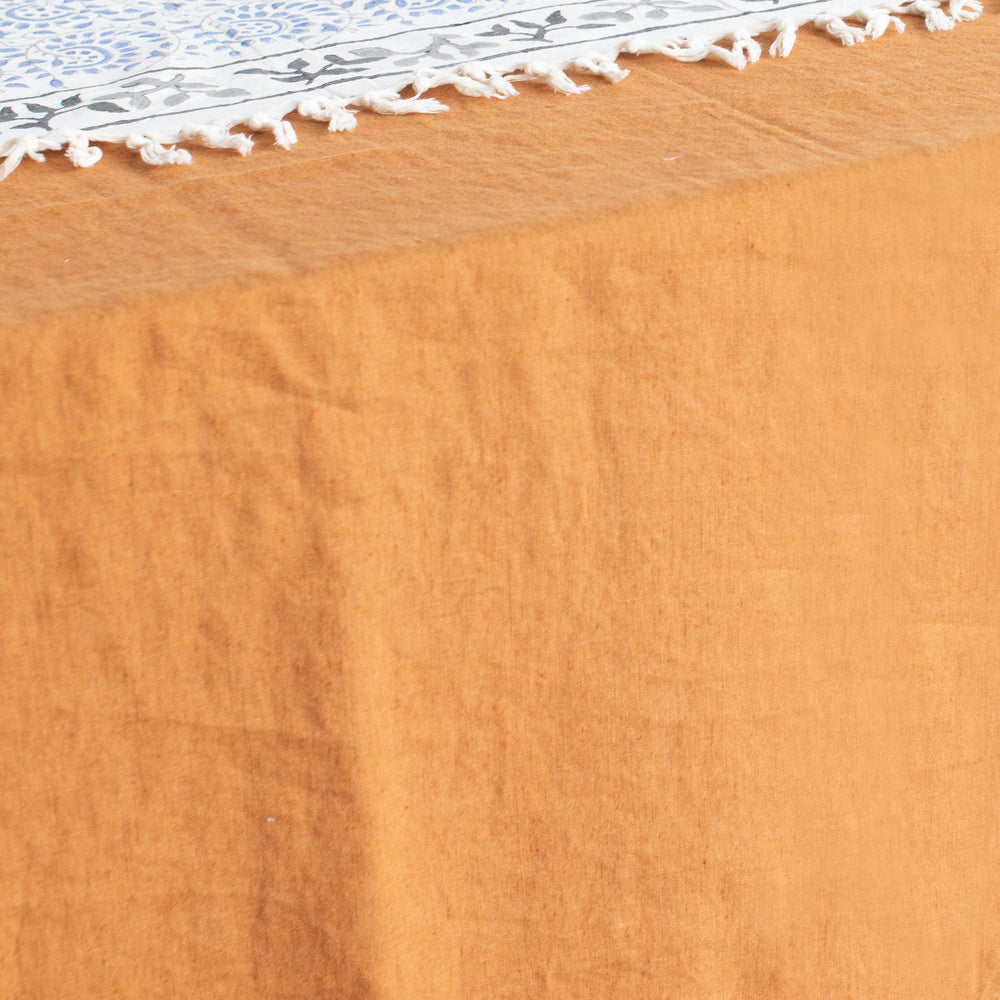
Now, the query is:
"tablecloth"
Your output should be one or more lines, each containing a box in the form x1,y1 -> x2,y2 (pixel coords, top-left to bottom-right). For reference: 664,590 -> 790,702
2,11 -> 1000,999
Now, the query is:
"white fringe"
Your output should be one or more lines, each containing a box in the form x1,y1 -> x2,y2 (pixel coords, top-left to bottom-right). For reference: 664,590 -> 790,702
949,0 -> 982,20
297,96 -> 358,133
572,53 -> 631,83
508,61 -> 591,94
854,6 -> 906,37
411,66 -> 516,98
0,0 -> 980,181
813,13 -> 868,44
352,89 -> 449,115
620,34 -> 759,70
902,0 -> 955,28
0,137 -> 47,181
769,18 -> 799,56
125,135 -> 194,166
455,62 -> 521,97
64,131 -> 103,168
246,115 -> 297,148
180,124 -> 254,155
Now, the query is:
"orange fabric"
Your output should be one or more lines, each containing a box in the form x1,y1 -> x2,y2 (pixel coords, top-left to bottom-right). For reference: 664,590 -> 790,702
2,12 -> 1000,999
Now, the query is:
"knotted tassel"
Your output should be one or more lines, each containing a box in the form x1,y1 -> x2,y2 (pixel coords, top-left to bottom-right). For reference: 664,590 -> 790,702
948,0 -> 982,20
297,96 -> 358,132
180,124 -> 254,155
813,13 -> 867,44
63,131 -> 103,168
903,0 -> 954,30
247,115 -> 297,149
0,136 -> 47,181
769,18 -> 798,56
854,6 -> 906,37
411,66 -> 510,99
456,63 -> 520,97
729,30 -> 762,65
353,90 -> 449,115
125,135 -> 193,166
572,53 -> 630,83
509,61 -> 590,94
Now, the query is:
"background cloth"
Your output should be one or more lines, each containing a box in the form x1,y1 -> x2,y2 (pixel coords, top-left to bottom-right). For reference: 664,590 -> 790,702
2,11 -> 1000,999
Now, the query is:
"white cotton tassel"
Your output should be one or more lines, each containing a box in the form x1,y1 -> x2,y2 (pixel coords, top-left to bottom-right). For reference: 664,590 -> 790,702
126,135 -> 193,166
854,6 -> 905,37
705,37 -> 750,69
571,53 -> 630,83
948,0 -> 982,20
63,130 -> 102,168
0,136 -> 47,181
297,96 -> 358,132
904,0 -> 954,29
617,38 -> 648,57
729,30 -> 762,65
813,13 -> 867,44
768,18 -> 798,56
247,115 -> 296,148
180,124 -> 254,155
629,37 -> 711,64
410,66 -> 507,99
455,63 -> 520,97
354,90 -> 449,115
655,36 -> 752,69
510,61 -> 590,94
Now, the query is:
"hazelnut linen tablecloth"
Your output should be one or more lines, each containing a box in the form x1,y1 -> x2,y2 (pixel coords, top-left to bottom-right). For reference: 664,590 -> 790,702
2,10 -> 1000,1000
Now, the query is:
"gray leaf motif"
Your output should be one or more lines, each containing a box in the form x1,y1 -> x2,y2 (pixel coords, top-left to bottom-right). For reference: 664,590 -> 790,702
392,35 -> 499,67
349,47 -> 394,59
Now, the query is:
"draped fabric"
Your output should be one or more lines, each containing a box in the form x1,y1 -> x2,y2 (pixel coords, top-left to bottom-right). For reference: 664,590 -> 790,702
2,10 -> 999,1000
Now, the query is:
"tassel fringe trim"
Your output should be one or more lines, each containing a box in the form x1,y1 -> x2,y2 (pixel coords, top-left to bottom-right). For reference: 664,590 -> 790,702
0,0 -> 982,182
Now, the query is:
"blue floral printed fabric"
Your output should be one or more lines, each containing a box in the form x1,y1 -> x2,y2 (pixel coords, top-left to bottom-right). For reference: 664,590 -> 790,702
0,0 -> 981,158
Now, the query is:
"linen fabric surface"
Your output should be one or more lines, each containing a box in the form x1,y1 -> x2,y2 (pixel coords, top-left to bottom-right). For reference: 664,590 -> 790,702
2,10 -> 1000,1000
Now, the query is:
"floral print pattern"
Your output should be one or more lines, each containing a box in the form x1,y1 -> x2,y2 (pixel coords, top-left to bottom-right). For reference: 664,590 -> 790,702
0,0 -> 909,144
